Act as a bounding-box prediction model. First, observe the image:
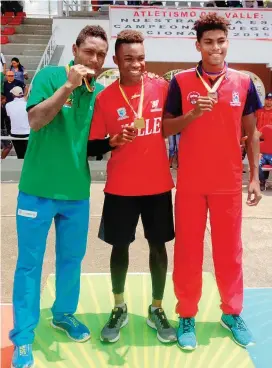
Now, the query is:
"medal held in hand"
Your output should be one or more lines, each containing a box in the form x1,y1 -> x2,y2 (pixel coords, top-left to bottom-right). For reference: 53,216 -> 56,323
207,91 -> 218,103
119,76 -> 145,129
66,64 -> 95,92
134,117 -> 145,129
196,66 -> 225,104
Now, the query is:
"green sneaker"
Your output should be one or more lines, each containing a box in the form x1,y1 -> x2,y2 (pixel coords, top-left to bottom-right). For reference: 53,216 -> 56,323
221,314 -> 255,347
147,305 -> 177,343
100,305 -> 128,343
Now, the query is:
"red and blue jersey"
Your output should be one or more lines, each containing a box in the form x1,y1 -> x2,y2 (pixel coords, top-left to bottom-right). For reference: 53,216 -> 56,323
256,108 -> 272,131
165,62 -> 262,194
260,125 -> 272,155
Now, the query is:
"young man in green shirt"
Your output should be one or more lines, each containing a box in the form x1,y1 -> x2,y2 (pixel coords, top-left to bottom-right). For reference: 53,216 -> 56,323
9,25 -> 109,368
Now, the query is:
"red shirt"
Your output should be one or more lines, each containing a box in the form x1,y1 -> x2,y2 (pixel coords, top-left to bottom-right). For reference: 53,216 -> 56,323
257,108 -> 272,131
89,76 -> 174,196
260,125 -> 272,155
165,64 -> 262,194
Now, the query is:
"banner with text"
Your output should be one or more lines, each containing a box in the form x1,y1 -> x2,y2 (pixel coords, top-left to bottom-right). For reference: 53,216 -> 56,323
109,6 -> 272,40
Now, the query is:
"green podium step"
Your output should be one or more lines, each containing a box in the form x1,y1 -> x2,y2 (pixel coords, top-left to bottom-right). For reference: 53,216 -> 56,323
34,273 -> 253,368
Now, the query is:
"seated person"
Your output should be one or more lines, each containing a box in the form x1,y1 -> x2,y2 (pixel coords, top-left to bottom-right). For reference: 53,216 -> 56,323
4,71 -> 25,103
259,125 -> 272,190
256,92 -> 272,131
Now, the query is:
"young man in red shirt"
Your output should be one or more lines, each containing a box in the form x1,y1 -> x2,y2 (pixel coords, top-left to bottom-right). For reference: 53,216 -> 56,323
256,92 -> 272,131
163,14 -> 262,350
88,30 -> 176,344
259,124 -> 272,190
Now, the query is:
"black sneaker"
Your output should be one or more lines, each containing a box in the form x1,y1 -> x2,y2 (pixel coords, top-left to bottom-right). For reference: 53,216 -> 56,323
100,305 -> 128,343
147,305 -> 177,343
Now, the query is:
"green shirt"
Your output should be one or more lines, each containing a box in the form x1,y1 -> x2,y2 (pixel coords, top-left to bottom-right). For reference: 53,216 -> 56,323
19,63 -> 104,200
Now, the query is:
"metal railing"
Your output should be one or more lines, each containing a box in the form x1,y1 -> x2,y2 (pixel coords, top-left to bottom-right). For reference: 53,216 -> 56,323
34,28 -> 57,75
1,136 -> 29,140
62,1 -> 209,15
27,27 -> 57,94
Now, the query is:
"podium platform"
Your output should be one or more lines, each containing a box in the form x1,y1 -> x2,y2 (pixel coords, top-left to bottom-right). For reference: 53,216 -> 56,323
32,272 -> 256,368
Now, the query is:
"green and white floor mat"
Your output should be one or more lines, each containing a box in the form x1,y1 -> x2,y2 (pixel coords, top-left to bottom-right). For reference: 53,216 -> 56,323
34,273 -> 254,368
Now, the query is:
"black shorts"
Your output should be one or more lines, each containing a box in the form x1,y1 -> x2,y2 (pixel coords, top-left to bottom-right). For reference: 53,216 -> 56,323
98,191 -> 175,246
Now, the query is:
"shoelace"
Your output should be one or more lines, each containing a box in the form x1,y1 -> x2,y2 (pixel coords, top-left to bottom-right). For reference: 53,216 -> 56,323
67,315 -> 80,328
107,308 -> 124,329
155,309 -> 171,329
233,315 -> 246,331
182,318 -> 195,333
19,345 -> 28,356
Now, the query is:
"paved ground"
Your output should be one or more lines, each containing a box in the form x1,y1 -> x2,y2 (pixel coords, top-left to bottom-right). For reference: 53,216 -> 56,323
1,180 -> 272,303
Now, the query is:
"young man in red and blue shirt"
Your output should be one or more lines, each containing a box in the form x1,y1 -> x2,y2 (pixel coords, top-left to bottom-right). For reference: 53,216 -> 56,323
163,14 -> 262,350
89,30 -> 176,344
259,124 -> 272,190
256,92 -> 272,131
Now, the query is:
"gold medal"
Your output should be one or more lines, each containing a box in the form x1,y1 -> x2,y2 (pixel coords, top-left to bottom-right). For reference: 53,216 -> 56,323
66,64 -> 95,93
134,117 -> 145,129
119,77 -> 145,128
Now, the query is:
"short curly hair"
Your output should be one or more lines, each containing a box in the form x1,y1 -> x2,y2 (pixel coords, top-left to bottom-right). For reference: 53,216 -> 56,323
193,13 -> 230,42
76,25 -> 108,46
115,30 -> 144,54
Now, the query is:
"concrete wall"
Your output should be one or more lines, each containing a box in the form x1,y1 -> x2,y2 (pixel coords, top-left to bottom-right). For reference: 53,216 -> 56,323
53,17 -> 272,68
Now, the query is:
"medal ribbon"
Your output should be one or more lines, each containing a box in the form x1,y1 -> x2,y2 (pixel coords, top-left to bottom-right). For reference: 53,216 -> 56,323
196,66 -> 225,94
66,64 -> 95,93
118,77 -> 144,119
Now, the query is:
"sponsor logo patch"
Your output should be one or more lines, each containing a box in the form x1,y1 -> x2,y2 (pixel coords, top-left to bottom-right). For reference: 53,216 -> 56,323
187,91 -> 200,105
150,99 -> 162,112
117,107 -> 129,120
18,209 -> 37,218
230,91 -> 241,107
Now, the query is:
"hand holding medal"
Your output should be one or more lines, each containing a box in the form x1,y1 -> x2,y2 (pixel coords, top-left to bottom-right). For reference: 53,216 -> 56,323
110,126 -> 137,147
65,64 -> 95,91
193,95 -> 216,117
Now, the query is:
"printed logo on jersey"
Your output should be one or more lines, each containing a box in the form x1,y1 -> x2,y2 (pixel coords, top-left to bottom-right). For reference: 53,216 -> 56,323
117,107 -> 129,120
150,99 -> 162,112
187,91 -> 200,105
230,92 -> 241,107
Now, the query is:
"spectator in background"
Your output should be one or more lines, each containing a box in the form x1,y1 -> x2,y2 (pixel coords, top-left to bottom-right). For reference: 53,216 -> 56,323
215,1 -> 229,6
149,1 -> 164,5
168,133 -> 180,169
242,0 -> 263,6
0,52 -> 6,89
1,93 -> 13,159
256,92 -> 272,130
4,71 -> 25,103
207,1 -> 216,6
5,86 -> 30,158
10,57 -> 28,83
259,125 -> 272,190
1,1 -> 23,14
228,1 -> 243,6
